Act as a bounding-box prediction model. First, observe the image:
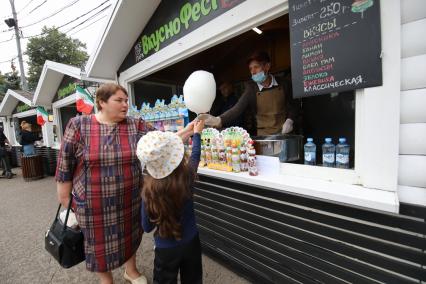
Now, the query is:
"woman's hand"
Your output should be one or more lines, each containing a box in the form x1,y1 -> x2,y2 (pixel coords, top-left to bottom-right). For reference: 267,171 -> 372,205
194,119 -> 205,134
57,181 -> 73,208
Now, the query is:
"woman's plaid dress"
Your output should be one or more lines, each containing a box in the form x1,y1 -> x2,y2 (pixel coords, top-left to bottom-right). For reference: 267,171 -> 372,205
56,115 -> 151,272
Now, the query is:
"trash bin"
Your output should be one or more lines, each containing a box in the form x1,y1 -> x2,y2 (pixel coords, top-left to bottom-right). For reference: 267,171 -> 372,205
21,155 -> 44,181
35,146 -> 56,176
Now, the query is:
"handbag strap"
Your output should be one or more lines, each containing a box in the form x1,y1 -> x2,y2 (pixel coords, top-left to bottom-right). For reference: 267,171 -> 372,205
61,195 -> 74,232
52,193 -> 73,233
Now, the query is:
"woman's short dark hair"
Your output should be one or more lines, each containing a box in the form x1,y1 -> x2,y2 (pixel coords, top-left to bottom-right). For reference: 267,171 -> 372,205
247,51 -> 271,66
95,83 -> 128,111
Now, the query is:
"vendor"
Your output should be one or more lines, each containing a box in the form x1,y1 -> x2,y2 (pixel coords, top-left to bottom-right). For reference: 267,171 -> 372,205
203,51 -> 298,136
210,81 -> 244,127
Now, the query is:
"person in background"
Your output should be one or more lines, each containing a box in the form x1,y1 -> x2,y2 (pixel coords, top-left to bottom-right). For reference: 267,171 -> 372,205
21,122 -> 39,156
201,51 -> 298,136
138,120 -> 205,284
56,83 -> 195,284
210,82 -> 244,127
20,120 -> 27,129
0,126 -> 14,178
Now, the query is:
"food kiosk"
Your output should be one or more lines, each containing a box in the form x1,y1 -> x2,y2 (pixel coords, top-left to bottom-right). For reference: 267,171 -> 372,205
0,89 -> 44,167
33,60 -> 113,150
85,0 -> 426,282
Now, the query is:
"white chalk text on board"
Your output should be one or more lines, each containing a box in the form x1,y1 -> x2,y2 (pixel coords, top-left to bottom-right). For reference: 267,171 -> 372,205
289,0 -> 382,98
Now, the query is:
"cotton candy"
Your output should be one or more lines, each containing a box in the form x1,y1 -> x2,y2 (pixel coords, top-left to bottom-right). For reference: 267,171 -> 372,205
183,70 -> 216,114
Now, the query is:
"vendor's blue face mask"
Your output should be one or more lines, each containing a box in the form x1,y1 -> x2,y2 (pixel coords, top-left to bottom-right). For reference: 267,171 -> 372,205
252,71 -> 267,83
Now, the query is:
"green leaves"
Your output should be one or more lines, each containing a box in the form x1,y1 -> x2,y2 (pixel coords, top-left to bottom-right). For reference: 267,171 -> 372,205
26,26 -> 89,91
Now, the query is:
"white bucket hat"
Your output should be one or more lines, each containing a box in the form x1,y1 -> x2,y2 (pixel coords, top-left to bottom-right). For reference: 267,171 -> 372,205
136,131 -> 185,179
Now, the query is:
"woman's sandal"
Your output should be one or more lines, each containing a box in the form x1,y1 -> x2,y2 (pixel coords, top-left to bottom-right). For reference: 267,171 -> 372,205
124,270 -> 148,284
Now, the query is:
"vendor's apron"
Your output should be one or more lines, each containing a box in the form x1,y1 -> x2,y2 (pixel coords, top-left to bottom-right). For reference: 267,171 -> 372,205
256,86 -> 286,136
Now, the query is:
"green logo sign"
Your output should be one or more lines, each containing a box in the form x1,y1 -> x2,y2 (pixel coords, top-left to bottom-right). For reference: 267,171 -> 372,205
131,0 -> 246,64
16,103 -> 31,113
57,83 -> 77,99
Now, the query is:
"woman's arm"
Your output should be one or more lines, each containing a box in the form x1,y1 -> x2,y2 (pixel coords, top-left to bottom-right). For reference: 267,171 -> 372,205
57,182 -> 72,208
55,117 -> 80,206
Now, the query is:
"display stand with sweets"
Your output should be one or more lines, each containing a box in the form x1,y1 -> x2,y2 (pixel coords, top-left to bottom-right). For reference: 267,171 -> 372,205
200,127 -> 258,175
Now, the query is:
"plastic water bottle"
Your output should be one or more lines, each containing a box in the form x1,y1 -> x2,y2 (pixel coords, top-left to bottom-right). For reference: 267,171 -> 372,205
322,138 -> 335,167
304,138 -> 316,165
336,138 -> 350,169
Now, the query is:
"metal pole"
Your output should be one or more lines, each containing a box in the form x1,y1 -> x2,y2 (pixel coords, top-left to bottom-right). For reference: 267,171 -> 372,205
9,0 -> 28,91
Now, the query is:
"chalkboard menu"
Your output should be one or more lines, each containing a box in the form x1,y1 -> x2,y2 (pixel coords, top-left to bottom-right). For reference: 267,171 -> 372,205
289,0 -> 382,98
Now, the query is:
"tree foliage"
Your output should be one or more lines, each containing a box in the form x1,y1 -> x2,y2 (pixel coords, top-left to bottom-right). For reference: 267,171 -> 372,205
0,68 -> 21,102
26,26 -> 88,90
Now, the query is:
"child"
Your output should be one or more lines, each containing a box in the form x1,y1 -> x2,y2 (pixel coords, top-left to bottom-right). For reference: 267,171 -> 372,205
137,120 -> 204,284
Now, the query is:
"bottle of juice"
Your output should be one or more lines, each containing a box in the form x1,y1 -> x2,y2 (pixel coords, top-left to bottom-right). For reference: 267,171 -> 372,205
218,145 -> 226,165
240,146 -> 248,172
200,145 -> 206,167
248,143 -> 258,176
231,145 -> 241,173
211,144 -> 218,164
226,146 -> 232,167
205,139 -> 212,165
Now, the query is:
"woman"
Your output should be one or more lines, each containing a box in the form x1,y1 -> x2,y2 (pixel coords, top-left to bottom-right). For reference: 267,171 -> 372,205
21,122 -> 39,156
56,83 -> 194,284
0,126 -> 14,178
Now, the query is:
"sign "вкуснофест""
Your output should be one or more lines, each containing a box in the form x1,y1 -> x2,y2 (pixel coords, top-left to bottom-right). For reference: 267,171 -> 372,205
130,0 -> 246,65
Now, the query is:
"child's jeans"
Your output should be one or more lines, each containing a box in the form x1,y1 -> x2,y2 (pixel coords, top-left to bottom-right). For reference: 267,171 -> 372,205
153,234 -> 202,284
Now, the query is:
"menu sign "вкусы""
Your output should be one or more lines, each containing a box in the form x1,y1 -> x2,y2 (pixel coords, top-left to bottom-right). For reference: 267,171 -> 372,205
289,0 -> 382,98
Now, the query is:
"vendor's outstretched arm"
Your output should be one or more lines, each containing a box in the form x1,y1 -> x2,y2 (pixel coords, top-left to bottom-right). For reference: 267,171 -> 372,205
219,82 -> 251,126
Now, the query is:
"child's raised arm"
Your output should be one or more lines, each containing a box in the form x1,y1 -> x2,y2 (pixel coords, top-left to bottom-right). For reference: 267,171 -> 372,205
189,120 -> 204,170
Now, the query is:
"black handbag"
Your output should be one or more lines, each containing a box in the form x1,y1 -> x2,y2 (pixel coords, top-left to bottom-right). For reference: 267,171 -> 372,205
44,196 -> 85,268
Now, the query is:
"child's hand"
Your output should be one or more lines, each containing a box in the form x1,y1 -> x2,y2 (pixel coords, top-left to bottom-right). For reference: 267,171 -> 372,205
183,120 -> 195,133
194,119 -> 205,134
176,121 -> 194,142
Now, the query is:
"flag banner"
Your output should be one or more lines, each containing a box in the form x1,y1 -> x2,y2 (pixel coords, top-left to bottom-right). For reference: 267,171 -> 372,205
75,86 -> 94,114
36,106 -> 49,126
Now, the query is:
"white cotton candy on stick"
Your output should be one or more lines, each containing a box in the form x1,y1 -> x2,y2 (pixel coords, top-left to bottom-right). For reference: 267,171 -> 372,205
183,70 -> 216,114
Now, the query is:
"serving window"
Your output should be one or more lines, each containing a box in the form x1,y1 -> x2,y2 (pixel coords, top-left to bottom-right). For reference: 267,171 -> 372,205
131,14 -> 356,169
118,0 -> 400,211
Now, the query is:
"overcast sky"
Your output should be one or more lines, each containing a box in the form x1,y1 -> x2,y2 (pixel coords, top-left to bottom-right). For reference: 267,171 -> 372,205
0,0 -> 112,75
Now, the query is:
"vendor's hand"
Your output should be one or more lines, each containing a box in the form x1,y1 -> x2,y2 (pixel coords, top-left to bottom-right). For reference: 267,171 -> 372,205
281,118 -> 294,134
203,114 -> 222,128
194,119 -> 205,134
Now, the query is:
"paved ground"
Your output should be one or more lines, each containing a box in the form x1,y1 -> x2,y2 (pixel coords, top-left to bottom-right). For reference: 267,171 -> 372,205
0,169 -> 250,284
